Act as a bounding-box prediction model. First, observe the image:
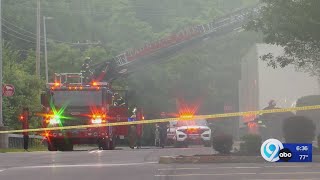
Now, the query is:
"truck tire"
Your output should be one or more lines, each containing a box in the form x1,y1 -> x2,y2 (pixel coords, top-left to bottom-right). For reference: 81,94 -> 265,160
204,141 -> 211,147
98,138 -> 109,150
47,143 -> 58,151
109,137 -> 116,150
58,143 -> 74,151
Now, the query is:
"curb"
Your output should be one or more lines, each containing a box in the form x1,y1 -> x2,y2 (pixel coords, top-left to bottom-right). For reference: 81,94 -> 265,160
159,155 -> 320,164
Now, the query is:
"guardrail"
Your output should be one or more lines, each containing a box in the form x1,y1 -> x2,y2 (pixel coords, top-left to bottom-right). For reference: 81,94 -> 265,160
8,134 -> 47,149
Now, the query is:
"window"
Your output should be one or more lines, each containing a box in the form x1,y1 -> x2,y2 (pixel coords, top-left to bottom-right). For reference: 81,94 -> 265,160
176,119 -> 208,127
52,90 -> 102,107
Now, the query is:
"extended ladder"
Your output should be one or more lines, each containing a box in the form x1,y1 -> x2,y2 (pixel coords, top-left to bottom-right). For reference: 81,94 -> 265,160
54,73 -> 84,85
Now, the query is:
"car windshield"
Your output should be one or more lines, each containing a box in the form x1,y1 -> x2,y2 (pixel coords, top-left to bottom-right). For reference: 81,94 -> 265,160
176,119 -> 208,127
51,90 -> 103,107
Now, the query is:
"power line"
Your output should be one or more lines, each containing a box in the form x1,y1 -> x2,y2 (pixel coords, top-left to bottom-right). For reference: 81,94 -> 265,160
2,29 -> 36,44
1,18 -> 36,36
4,3 -> 181,16
2,23 -> 36,41
2,18 -> 97,45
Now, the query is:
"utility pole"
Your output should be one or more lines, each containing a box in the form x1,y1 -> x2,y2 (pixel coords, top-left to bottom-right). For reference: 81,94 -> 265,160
0,0 -> 3,127
36,0 -> 41,77
43,16 -> 53,84
0,0 -> 8,149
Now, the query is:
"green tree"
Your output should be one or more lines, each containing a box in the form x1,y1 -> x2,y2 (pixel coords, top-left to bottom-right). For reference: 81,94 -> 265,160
245,0 -> 320,75
283,116 -> 316,143
2,44 -> 43,130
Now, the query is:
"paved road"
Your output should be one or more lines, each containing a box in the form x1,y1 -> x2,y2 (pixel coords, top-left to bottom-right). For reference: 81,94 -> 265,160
0,146 -> 320,180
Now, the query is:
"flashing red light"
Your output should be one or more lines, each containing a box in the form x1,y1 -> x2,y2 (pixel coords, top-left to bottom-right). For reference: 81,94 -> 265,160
92,82 -> 97,86
91,114 -> 107,124
54,82 -> 60,86
19,115 -> 24,120
180,113 -> 194,119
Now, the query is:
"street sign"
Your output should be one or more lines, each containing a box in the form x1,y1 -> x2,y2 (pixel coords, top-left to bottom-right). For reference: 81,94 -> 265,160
2,84 -> 15,97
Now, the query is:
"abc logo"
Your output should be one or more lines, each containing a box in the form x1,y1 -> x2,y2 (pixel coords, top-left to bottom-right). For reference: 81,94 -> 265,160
278,148 -> 292,162
261,139 -> 284,162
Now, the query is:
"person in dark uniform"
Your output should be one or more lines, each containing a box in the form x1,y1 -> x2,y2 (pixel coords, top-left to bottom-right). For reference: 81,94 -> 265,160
81,57 -> 93,83
158,123 -> 168,148
158,112 -> 169,148
113,93 -> 125,106
20,107 -> 30,151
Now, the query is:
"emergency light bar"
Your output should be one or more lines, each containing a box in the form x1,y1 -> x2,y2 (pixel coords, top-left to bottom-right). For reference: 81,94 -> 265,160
47,81 -> 109,90
92,82 -> 109,86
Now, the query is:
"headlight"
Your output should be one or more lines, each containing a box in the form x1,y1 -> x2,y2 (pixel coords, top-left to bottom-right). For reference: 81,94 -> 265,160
177,129 -> 186,133
91,114 -> 106,124
49,115 -> 60,125
92,118 -> 102,124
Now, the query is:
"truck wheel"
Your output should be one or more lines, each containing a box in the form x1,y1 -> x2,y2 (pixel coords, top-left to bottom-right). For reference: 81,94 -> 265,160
109,137 -> 116,150
174,141 -> 183,148
58,143 -> 74,151
204,141 -> 211,147
100,142 -> 109,150
48,143 -> 57,151
108,141 -> 114,150
98,139 -> 109,150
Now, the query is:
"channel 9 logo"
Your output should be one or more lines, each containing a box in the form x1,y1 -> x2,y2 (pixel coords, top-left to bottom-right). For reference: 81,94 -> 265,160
260,138 -> 312,162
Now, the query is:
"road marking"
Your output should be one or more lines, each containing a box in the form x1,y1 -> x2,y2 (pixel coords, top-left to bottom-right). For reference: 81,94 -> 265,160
252,178 -> 319,180
13,162 -> 157,169
155,173 -> 256,177
261,172 -> 320,175
155,171 -> 320,177
158,168 -> 201,171
157,165 -> 311,171
88,150 -> 103,153
0,169 -> 5,173
264,165 -> 310,168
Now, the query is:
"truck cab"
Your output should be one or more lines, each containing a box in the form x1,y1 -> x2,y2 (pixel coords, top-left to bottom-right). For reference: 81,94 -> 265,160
40,73 -> 132,151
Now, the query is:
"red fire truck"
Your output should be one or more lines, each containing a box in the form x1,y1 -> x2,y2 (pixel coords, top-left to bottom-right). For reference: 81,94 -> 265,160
40,73 -> 142,151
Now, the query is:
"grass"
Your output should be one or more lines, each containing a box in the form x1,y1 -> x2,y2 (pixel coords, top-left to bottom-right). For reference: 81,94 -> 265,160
0,146 -> 47,153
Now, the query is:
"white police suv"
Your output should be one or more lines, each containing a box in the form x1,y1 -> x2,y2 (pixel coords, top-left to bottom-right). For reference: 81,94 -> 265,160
173,119 -> 211,147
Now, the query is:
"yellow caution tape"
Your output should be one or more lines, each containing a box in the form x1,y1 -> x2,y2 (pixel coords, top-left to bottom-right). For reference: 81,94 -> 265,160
0,105 -> 319,134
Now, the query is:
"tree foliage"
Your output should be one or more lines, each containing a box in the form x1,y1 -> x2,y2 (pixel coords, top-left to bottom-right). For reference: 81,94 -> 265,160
240,134 -> 262,155
245,0 -> 320,75
212,132 -> 233,154
1,0 -> 258,131
283,116 -> 316,143
2,43 -> 43,130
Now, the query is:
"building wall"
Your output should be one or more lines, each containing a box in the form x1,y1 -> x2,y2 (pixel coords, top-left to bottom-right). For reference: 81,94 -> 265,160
257,43 -> 320,109
239,45 -> 259,129
239,43 -> 320,130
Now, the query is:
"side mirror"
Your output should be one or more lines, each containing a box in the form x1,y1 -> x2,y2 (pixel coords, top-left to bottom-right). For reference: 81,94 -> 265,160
40,93 -> 49,107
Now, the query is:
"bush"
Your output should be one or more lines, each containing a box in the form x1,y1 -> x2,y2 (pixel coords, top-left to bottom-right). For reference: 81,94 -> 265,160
212,133 -> 233,154
240,134 -> 262,155
283,116 -> 315,143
